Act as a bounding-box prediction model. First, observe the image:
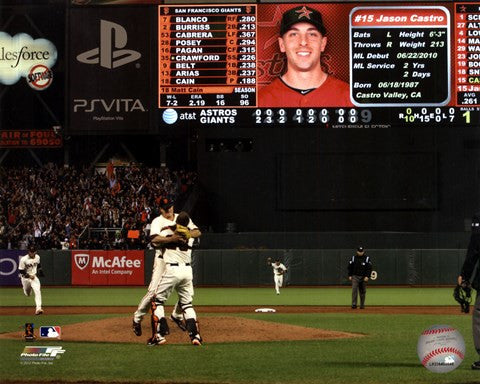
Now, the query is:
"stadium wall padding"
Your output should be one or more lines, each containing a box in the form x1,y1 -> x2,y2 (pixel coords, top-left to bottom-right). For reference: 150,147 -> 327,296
192,249 -> 467,286
144,249 -> 155,283
48,250 -> 71,286
0,249 -> 467,287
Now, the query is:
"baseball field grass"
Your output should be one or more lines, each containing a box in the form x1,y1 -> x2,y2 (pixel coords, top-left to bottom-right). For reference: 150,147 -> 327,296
0,286 -> 478,384
0,286 -> 461,306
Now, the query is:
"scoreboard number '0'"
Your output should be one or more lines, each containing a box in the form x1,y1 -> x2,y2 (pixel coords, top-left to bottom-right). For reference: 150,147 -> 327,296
157,3 -> 480,127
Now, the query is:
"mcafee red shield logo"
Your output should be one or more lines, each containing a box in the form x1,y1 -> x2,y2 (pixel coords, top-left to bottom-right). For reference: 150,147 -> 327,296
74,253 -> 90,270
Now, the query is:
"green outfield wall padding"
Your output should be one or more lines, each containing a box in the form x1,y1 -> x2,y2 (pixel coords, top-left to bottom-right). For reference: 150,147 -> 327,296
144,250 -> 155,283
238,250 -> 259,285
17,248 -> 468,287
191,249 -> 468,286
45,250 -> 71,286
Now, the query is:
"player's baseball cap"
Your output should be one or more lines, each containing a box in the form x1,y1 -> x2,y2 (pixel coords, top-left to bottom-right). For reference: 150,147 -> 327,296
280,5 -> 327,36
159,197 -> 174,210
357,246 -> 364,253
28,244 -> 36,252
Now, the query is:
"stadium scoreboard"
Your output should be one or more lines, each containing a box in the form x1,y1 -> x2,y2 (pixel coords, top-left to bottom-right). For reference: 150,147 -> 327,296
158,2 -> 480,127
350,6 -> 450,107
159,5 -> 257,108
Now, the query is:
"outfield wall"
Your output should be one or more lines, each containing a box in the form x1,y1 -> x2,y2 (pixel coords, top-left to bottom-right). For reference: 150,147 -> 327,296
193,249 -> 465,286
0,249 -> 465,287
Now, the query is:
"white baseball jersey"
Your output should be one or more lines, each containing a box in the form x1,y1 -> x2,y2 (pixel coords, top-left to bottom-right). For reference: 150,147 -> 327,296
150,213 -> 197,264
19,254 -> 41,276
18,253 -> 43,313
271,262 -> 287,276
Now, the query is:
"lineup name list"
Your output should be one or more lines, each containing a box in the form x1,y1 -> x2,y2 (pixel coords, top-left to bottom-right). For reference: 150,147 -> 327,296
456,3 -> 480,107
159,5 -> 257,108
350,7 -> 450,106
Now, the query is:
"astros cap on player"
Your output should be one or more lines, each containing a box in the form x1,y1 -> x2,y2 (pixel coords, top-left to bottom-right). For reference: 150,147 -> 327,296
280,5 -> 327,36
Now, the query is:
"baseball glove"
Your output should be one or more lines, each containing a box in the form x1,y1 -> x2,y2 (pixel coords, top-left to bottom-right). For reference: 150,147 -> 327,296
175,224 -> 191,240
453,281 -> 472,313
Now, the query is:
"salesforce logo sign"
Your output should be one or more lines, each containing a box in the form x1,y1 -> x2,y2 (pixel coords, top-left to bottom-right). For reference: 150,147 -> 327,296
162,108 -> 178,124
0,32 -> 58,85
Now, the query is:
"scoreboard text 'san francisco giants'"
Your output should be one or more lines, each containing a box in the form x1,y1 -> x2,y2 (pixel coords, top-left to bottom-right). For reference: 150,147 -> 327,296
159,5 -> 257,108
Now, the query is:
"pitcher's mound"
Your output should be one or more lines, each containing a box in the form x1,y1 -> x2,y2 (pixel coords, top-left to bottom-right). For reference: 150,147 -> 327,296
1,316 -> 362,344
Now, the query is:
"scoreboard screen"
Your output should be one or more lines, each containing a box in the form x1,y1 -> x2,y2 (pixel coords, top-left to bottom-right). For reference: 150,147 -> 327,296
157,1 -> 480,128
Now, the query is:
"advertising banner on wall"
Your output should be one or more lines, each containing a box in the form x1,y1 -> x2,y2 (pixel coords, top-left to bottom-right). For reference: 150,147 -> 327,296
0,250 -> 25,286
0,2 -> 65,147
71,250 -> 144,285
68,6 -> 152,134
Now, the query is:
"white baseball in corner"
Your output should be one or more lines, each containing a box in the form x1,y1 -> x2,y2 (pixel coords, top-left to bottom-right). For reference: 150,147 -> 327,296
417,324 -> 465,373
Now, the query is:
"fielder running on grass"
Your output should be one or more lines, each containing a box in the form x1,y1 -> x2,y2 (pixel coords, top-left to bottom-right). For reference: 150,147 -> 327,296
267,257 -> 288,294
18,244 -> 44,315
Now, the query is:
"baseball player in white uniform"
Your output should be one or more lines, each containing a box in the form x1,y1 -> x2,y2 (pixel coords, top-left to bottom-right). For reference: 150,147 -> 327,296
18,245 -> 44,315
132,198 -> 187,337
147,199 -> 202,346
267,257 -> 287,294
132,251 -> 166,336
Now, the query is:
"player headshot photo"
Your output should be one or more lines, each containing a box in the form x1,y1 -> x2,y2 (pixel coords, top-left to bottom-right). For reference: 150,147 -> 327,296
259,5 -> 352,107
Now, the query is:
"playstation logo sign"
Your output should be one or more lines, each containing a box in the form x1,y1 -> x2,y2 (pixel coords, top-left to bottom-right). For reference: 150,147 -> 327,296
76,20 -> 141,69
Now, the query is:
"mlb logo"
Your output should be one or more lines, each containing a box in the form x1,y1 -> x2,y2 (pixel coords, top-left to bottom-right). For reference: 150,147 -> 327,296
40,326 -> 61,339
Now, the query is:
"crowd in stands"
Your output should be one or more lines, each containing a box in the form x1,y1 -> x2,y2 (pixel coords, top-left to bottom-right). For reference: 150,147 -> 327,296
0,163 -> 197,250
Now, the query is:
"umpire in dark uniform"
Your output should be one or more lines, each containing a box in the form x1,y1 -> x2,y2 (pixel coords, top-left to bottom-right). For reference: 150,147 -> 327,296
348,247 -> 372,309
458,212 -> 480,370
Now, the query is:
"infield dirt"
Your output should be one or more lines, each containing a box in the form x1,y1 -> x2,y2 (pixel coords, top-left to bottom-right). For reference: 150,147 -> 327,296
0,305 -> 461,344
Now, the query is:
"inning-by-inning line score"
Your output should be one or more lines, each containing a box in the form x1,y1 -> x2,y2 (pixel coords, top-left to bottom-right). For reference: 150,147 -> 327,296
158,2 -> 480,126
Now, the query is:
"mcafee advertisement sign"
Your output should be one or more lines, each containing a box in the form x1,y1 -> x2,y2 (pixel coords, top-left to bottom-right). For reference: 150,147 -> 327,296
72,250 -> 144,285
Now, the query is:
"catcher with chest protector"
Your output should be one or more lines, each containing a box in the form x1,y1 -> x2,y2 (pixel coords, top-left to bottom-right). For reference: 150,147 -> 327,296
458,212 -> 480,370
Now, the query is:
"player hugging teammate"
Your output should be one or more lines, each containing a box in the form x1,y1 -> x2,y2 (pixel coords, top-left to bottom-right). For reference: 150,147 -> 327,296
132,198 -> 203,346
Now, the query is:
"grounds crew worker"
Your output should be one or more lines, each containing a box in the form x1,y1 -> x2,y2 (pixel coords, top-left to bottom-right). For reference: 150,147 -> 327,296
458,212 -> 480,370
348,246 -> 372,309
